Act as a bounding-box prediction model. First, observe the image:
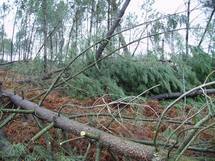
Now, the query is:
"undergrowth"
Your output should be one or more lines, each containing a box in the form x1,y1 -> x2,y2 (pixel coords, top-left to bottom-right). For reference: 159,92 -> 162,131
0,142 -> 83,161
11,48 -> 215,99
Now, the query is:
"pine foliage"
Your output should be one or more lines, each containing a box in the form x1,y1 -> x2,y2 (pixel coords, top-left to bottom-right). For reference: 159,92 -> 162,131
11,48 -> 215,99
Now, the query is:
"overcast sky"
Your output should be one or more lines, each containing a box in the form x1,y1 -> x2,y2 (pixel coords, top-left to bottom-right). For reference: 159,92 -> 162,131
0,0 -> 206,43
1,0 -> 197,38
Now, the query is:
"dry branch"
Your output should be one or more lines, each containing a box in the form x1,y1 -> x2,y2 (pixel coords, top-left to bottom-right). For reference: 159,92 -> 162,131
150,89 -> 215,100
1,90 -> 155,160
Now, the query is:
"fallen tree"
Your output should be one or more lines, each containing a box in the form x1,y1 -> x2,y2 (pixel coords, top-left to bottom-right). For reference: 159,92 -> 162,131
150,89 -> 215,100
1,89 -> 155,160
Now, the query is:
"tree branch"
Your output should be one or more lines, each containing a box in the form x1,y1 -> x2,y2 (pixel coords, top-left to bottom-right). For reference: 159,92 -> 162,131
1,90 -> 155,160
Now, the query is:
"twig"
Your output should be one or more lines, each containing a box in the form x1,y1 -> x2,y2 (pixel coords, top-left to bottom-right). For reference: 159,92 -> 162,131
0,108 -> 34,114
31,121 -> 55,143
153,81 -> 215,151
0,111 -> 17,128
175,114 -> 213,161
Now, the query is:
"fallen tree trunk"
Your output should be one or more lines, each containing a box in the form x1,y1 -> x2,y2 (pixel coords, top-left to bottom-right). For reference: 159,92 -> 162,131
150,89 -> 215,100
1,90 -> 155,160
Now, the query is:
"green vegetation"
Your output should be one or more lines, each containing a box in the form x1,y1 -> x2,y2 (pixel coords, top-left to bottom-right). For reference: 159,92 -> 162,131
11,47 -> 214,100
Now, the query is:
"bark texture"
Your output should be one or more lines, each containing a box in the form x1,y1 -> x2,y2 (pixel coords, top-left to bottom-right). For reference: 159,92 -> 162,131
96,0 -> 131,60
150,89 -> 215,100
2,90 -> 155,160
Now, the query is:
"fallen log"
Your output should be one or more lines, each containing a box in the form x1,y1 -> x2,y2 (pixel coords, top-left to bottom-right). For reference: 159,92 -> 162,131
150,89 -> 215,100
1,90 -> 155,160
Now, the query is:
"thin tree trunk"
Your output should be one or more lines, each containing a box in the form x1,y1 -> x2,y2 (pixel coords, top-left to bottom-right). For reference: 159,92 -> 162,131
150,89 -> 215,100
50,35 -> 53,61
23,14 -> 28,60
147,31 -> 150,55
1,25 -> 4,62
42,0 -> 48,73
107,0 -> 111,30
161,39 -> 165,60
90,0 -> 95,38
75,14 -> 78,53
30,31 -> 36,59
95,0 -> 131,60
66,10 -> 79,56
10,9 -> 18,62
59,27 -> 64,63
18,36 -> 21,61
27,20 -> 35,60
170,31 -> 175,54
185,0 -> 190,57
198,7 -> 215,48
111,0 -> 130,56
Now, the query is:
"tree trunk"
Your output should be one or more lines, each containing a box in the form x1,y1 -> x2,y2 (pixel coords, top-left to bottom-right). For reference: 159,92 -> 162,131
96,0 -> 131,60
112,0 -> 130,56
10,9 -> 18,62
1,90 -> 155,160
185,0 -> 190,57
150,89 -> 215,100
1,25 -> 4,62
198,7 -> 215,48
66,9 -> 79,57
107,0 -> 111,30
27,20 -> 35,60
50,35 -> 53,61
42,0 -> 48,73
170,31 -> 175,55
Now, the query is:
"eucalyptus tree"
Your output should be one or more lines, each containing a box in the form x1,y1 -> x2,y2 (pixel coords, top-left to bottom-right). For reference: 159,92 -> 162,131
164,14 -> 186,56
197,0 -> 215,67
0,2 -> 9,61
110,0 -> 130,56
185,0 -> 191,57
95,0 -> 131,60
41,0 -> 48,72
13,0 -> 40,61
10,9 -> 18,62
149,15 -> 165,58
197,0 -> 215,52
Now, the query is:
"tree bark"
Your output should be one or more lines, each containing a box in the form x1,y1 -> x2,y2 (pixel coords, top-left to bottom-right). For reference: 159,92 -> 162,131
10,9 -> 18,62
111,0 -> 130,56
42,0 -> 48,73
27,20 -> 35,60
1,90 -> 155,160
185,0 -> 190,57
198,7 -> 215,48
150,89 -> 215,100
96,0 -> 131,60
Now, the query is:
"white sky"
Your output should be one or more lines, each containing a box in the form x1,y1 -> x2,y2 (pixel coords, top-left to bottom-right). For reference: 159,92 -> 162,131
1,0 -> 191,38
127,0 -> 186,14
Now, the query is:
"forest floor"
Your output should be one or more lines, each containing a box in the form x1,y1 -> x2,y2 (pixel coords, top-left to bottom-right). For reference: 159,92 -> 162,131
0,68 -> 215,161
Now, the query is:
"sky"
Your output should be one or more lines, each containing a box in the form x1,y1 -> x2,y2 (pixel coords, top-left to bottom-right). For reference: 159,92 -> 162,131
1,0 -> 209,59
0,0 -> 192,38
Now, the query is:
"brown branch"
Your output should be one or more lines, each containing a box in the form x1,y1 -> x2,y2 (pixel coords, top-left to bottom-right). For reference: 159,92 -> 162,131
150,89 -> 215,100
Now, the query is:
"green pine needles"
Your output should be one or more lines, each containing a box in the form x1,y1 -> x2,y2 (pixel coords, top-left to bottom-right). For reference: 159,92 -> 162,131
12,48 -> 215,100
